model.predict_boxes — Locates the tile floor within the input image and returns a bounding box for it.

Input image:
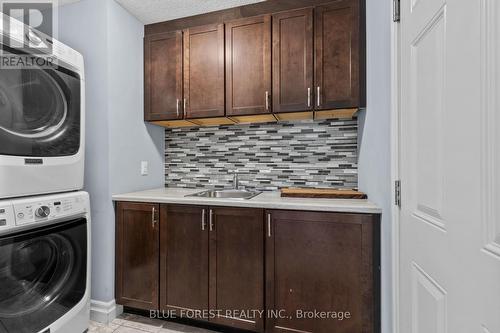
[89,313,218,333]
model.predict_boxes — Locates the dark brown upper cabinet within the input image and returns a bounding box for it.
[143,0,366,126]
[160,205,209,317]
[225,15,272,116]
[272,8,314,113]
[209,207,265,332]
[115,202,159,310]
[183,24,225,119]
[144,31,183,121]
[314,0,364,110]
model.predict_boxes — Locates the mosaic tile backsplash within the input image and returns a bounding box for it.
[164,119,358,191]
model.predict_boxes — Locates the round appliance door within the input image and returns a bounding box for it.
[0,218,87,333]
[0,53,81,157]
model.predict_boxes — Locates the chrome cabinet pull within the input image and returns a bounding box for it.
[183,98,187,113]
[151,207,157,228]
[317,86,321,107]
[265,91,270,111]
[307,87,311,107]
[201,209,206,231]
[209,209,214,231]
[176,98,180,118]
[267,213,271,238]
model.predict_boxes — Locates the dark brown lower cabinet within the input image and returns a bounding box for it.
[265,210,380,333]
[115,202,159,310]
[115,202,379,333]
[160,205,209,317]
[209,207,265,332]
[159,205,265,332]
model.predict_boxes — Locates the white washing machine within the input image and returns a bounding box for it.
[0,14,85,199]
[0,191,91,333]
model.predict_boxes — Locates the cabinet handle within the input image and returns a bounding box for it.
[209,209,214,231]
[265,91,270,111]
[183,98,187,113]
[307,87,311,108]
[201,209,206,231]
[317,86,321,107]
[267,213,271,238]
[176,99,180,118]
[151,207,157,228]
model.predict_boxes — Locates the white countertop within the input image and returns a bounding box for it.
[112,188,381,214]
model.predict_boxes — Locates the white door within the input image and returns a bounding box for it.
[399,0,500,332]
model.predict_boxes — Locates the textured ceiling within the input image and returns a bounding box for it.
[59,0,82,6]
[114,0,265,25]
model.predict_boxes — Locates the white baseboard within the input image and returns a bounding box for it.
[90,299,123,324]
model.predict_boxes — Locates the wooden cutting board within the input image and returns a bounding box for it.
[281,188,368,199]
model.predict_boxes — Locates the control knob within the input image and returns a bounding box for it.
[35,206,51,218]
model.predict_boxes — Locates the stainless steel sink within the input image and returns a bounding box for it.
[186,189,262,200]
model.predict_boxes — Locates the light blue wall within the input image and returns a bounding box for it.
[57,0,164,303]
[358,0,393,332]
[107,0,165,196]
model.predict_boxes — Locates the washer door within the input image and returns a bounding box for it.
[0,218,87,333]
[0,51,81,157]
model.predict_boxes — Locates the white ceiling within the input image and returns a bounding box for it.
[114,0,265,25]
[59,0,82,6]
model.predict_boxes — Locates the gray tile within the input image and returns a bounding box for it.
[165,119,359,190]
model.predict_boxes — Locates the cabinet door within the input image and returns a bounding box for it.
[226,15,272,116]
[208,207,265,332]
[314,0,363,110]
[265,210,379,333]
[184,24,225,119]
[116,202,159,310]
[160,205,209,319]
[144,31,183,121]
[272,8,314,113]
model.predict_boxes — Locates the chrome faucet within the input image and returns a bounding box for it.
[233,172,240,189]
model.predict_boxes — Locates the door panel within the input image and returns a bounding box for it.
[0,219,87,333]
[272,8,313,113]
[314,0,362,109]
[266,210,379,333]
[0,63,81,157]
[160,205,208,319]
[184,24,225,119]
[411,6,446,231]
[116,202,159,310]
[226,15,272,116]
[144,31,183,121]
[399,0,500,332]
[208,207,264,332]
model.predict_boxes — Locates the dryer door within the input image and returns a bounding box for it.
[0,218,87,333]
[0,51,81,157]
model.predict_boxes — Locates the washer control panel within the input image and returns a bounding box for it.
[14,194,87,226]
[0,192,89,233]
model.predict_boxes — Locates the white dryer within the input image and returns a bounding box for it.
[0,191,91,333]
[0,14,85,199]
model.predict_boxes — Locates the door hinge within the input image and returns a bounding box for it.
[395,180,401,208]
[393,0,400,22]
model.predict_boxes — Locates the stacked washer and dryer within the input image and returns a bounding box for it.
[0,14,90,333]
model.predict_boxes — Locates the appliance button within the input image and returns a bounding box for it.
[0,209,5,214]
[0,219,6,226]
[35,206,51,218]
[17,212,24,219]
